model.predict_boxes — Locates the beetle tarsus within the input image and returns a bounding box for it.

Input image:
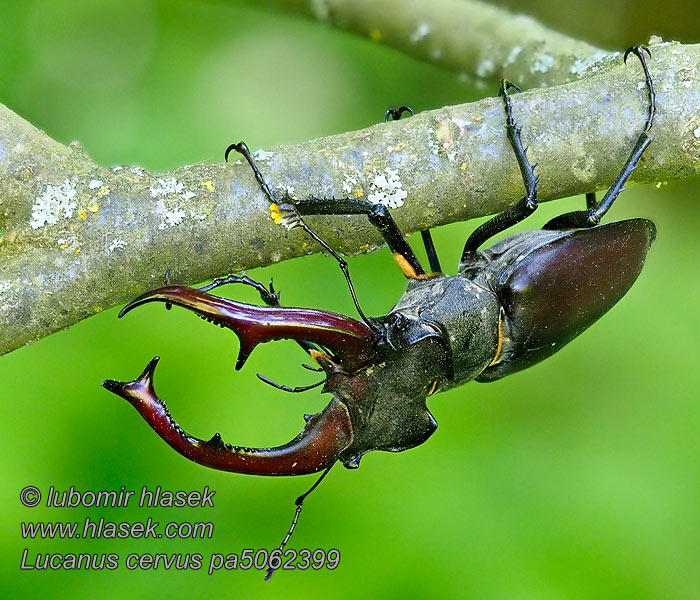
[197,274,280,305]
[461,78,539,261]
[385,105,414,122]
[543,46,655,230]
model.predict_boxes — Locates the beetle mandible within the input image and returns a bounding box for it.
[103,46,656,574]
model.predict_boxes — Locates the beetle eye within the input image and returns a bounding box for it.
[392,313,408,330]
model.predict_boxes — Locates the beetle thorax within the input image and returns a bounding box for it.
[383,275,501,387]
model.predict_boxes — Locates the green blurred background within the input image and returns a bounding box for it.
[1,1,699,598]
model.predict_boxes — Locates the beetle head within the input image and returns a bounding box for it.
[103,286,449,476]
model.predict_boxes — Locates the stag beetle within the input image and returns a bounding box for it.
[103,47,656,575]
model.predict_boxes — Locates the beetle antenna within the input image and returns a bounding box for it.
[256,373,325,393]
[265,464,334,581]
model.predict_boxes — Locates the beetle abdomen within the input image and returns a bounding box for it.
[476,218,655,382]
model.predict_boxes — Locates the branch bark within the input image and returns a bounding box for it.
[1,37,699,356]
[258,0,609,89]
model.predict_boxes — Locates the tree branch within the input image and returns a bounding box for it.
[258,0,609,88]
[2,39,699,356]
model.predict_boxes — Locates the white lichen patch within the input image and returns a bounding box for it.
[570,51,617,76]
[504,46,523,67]
[107,238,127,253]
[693,126,700,138]
[367,168,407,209]
[30,179,78,229]
[475,58,495,78]
[341,173,357,194]
[112,166,123,171]
[531,53,554,73]
[149,177,197,205]
[154,200,186,230]
[253,149,274,161]
[88,179,103,189]
[150,177,184,197]
[410,21,431,43]
[188,210,208,221]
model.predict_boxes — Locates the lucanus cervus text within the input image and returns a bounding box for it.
[103,46,656,576]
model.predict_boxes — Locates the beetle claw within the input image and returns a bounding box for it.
[118,285,377,371]
[102,357,355,476]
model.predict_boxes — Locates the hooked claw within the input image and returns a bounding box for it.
[624,44,651,64]
[102,357,354,476]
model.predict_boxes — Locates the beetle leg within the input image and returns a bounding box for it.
[102,357,353,476]
[118,285,377,372]
[197,274,279,303]
[586,191,597,210]
[384,106,443,275]
[461,78,539,262]
[226,141,380,328]
[421,229,442,274]
[230,139,435,284]
[544,46,655,229]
